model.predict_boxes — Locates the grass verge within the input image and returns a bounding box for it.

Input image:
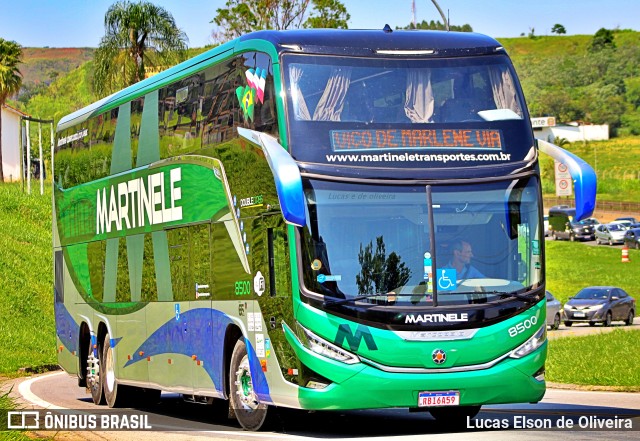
[545,240,640,305]
[0,386,37,440]
[0,183,56,375]
[546,330,640,391]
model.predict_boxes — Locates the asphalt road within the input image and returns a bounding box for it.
[5,370,639,441]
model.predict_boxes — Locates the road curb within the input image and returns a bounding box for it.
[547,381,640,393]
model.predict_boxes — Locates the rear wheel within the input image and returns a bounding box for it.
[564,321,573,327]
[87,338,105,405]
[625,310,635,326]
[429,405,481,424]
[551,313,561,330]
[102,333,138,408]
[229,338,269,431]
[604,312,612,327]
[589,321,596,327]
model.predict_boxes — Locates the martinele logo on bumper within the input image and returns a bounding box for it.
[96,168,183,234]
[405,313,469,324]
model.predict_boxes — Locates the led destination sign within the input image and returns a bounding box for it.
[330,129,503,152]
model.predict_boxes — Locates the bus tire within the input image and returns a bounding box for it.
[87,338,105,405]
[429,405,481,424]
[229,338,269,431]
[102,332,134,408]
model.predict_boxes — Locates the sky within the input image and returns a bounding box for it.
[0,0,638,48]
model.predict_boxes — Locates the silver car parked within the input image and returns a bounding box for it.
[595,223,626,245]
[546,291,562,330]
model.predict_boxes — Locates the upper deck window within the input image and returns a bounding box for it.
[285,54,524,124]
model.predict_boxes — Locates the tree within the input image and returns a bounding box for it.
[211,0,350,42]
[399,19,472,32]
[304,0,350,29]
[93,1,188,97]
[0,38,23,182]
[589,28,616,52]
[551,24,566,35]
[356,236,411,295]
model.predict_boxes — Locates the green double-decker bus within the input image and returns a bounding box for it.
[54,28,596,430]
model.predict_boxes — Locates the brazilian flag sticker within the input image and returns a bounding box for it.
[236,85,256,121]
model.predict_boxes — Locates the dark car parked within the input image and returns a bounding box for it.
[616,216,638,224]
[548,206,596,241]
[564,286,636,327]
[624,228,640,250]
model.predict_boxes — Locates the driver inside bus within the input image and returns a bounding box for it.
[444,239,485,279]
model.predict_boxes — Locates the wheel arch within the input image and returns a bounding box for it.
[223,323,244,400]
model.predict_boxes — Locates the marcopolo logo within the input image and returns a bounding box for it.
[96,168,183,235]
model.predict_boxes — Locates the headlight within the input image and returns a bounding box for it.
[510,325,546,359]
[588,304,604,311]
[296,322,361,364]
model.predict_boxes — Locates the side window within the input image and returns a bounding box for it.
[617,289,627,299]
[235,52,279,137]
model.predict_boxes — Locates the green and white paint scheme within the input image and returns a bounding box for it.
[54,29,566,431]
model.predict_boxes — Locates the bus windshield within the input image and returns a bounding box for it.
[300,176,543,306]
[286,54,524,124]
[283,53,532,166]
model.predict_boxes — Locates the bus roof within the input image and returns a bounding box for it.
[57,29,504,132]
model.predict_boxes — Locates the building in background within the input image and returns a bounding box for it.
[531,116,609,143]
[1,104,28,182]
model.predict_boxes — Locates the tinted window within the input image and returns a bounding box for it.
[575,288,610,299]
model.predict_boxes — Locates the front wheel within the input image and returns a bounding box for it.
[230,338,269,431]
[564,321,573,327]
[604,311,612,327]
[429,405,481,424]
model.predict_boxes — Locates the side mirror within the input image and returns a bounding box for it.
[611,296,619,301]
[537,139,596,221]
[237,128,306,227]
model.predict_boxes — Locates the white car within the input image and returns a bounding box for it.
[595,223,627,245]
[546,291,562,330]
[543,215,549,237]
[610,220,632,230]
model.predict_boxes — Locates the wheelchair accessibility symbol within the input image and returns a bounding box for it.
[437,269,457,291]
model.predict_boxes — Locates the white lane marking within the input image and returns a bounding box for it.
[18,371,68,410]
[16,372,306,438]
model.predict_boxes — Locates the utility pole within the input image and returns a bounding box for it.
[412,0,416,28]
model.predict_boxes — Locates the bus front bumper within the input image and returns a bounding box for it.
[284,324,547,411]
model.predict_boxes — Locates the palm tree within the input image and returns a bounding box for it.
[93,0,188,97]
[0,38,23,182]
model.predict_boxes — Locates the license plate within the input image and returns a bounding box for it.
[418,391,460,407]
[573,312,585,317]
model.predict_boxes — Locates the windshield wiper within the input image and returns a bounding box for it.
[323,293,402,307]
[453,290,535,302]
[490,291,535,302]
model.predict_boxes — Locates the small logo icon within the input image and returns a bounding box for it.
[437,269,456,291]
[432,349,446,365]
[254,271,265,296]
[7,411,40,429]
